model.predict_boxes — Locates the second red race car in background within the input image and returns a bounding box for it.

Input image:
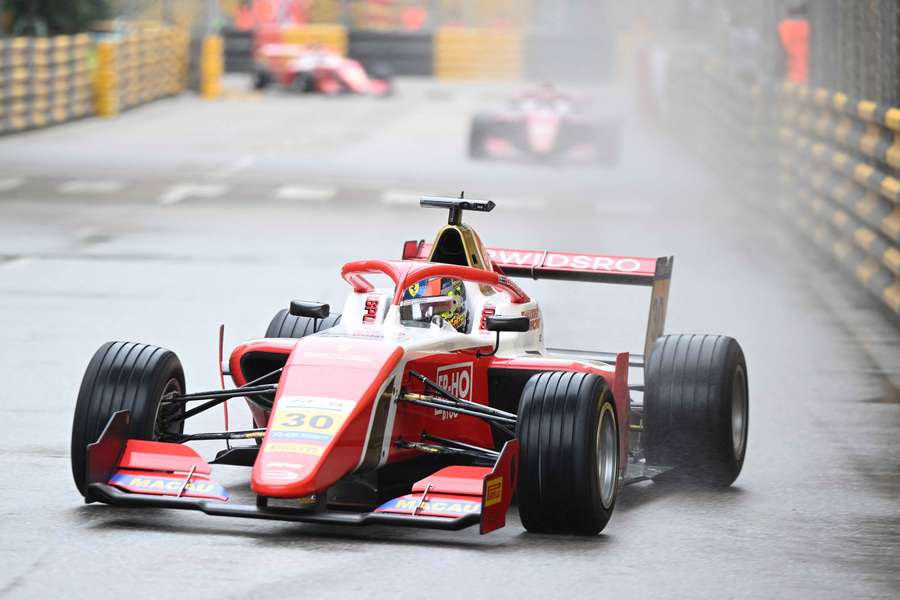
[469,84,621,165]
[253,43,393,97]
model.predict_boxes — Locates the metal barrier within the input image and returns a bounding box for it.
[223,27,254,73]
[779,85,900,316]
[0,34,92,134]
[348,30,433,76]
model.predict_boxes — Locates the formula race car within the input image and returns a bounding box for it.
[469,85,621,165]
[71,196,748,536]
[253,43,392,97]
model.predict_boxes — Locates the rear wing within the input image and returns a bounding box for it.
[402,240,673,358]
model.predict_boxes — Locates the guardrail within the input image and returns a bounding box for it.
[94,26,189,116]
[0,34,93,134]
[665,49,899,320]
[779,85,900,316]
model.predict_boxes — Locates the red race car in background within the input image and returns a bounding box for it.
[253,43,392,96]
[469,85,622,165]
[71,197,748,536]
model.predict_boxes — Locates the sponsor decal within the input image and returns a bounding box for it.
[266,396,355,454]
[436,362,473,401]
[264,442,325,456]
[484,477,503,507]
[378,497,481,516]
[363,295,380,323]
[522,307,540,331]
[109,472,228,500]
[434,362,473,420]
[486,248,649,274]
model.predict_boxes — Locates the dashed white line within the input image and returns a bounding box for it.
[59,180,126,194]
[380,190,421,205]
[0,177,25,191]
[274,185,336,201]
[158,183,228,205]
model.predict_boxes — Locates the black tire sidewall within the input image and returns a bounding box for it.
[70,342,185,495]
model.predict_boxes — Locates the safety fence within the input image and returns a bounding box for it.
[664,48,900,320]
[779,85,900,316]
[0,35,92,134]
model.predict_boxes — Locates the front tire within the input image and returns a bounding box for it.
[265,309,342,338]
[644,334,748,486]
[516,371,619,535]
[70,342,186,496]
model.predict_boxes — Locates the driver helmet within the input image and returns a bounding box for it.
[402,277,468,332]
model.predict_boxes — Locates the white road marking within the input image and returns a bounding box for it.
[58,180,126,194]
[274,185,336,201]
[0,177,25,191]
[207,154,256,180]
[158,183,228,205]
[380,190,421,205]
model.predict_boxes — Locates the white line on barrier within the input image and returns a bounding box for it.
[380,190,421,205]
[274,185,336,201]
[0,177,25,192]
[159,183,228,205]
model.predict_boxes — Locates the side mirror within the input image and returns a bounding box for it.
[485,315,530,333]
[290,300,330,319]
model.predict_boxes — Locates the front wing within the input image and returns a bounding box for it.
[84,411,518,534]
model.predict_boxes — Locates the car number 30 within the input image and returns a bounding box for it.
[279,412,335,430]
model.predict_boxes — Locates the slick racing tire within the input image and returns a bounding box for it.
[253,68,272,90]
[265,309,342,338]
[71,342,186,496]
[644,334,749,487]
[517,371,619,535]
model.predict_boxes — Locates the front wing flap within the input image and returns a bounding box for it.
[83,411,518,534]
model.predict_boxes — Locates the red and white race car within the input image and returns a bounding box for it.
[469,85,621,165]
[71,197,748,535]
[253,43,392,96]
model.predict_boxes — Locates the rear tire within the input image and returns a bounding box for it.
[265,309,342,338]
[644,334,748,487]
[253,68,272,90]
[70,342,186,496]
[516,371,619,535]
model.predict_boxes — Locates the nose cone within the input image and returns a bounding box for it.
[526,113,560,154]
[252,337,404,498]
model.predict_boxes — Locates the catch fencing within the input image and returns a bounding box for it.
[0,35,93,134]
[664,46,900,320]
[778,85,900,315]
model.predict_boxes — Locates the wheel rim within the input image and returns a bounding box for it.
[154,378,184,438]
[731,365,747,460]
[597,402,618,509]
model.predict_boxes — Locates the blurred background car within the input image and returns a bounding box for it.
[468,84,622,164]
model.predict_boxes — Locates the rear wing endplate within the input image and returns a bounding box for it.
[402,241,673,357]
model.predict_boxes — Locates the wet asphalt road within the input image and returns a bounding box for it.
[0,79,898,599]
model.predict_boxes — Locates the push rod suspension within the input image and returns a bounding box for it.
[406,370,518,420]
[167,428,266,443]
[398,394,517,425]
[161,368,283,425]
